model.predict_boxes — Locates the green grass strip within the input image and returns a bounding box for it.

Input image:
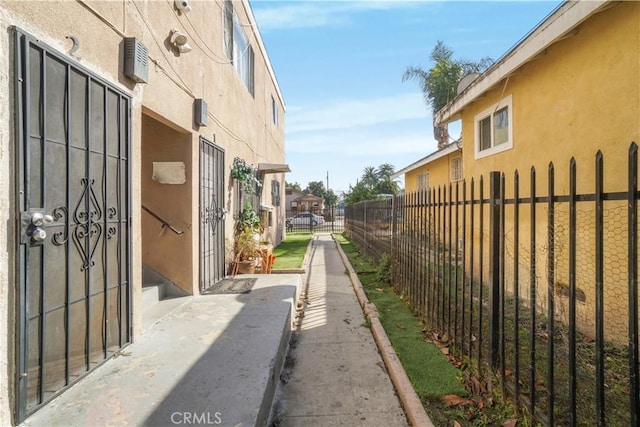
[334,233,467,401]
[272,234,312,269]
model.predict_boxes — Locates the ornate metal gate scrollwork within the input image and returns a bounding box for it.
[72,178,102,271]
[14,28,132,422]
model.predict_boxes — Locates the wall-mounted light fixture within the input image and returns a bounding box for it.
[174,0,192,13]
[170,29,192,54]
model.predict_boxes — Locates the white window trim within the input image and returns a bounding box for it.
[223,1,254,96]
[474,94,513,160]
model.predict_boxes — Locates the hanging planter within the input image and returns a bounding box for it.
[231,157,261,195]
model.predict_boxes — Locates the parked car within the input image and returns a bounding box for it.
[287,212,325,227]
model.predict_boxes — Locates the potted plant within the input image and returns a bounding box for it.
[233,201,263,274]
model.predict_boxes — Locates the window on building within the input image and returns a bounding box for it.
[450,156,462,182]
[417,172,429,191]
[271,96,278,126]
[271,180,280,206]
[474,94,513,159]
[223,0,254,96]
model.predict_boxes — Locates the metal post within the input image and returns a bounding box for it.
[628,143,639,426]
[488,171,501,369]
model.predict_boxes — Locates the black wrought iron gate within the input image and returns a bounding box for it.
[199,137,226,291]
[14,29,132,422]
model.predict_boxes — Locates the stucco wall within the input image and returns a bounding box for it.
[460,1,639,193]
[0,0,286,422]
[456,1,640,344]
[404,150,462,194]
[0,5,14,424]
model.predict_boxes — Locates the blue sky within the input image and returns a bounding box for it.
[251,0,561,195]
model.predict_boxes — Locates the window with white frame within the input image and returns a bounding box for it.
[474,94,513,159]
[223,0,255,96]
[450,156,462,181]
[417,172,429,191]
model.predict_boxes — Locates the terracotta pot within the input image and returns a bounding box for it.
[235,260,256,274]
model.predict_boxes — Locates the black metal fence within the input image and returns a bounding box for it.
[345,143,640,426]
[285,207,344,234]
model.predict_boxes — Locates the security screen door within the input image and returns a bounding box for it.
[14,28,131,421]
[199,137,226,291]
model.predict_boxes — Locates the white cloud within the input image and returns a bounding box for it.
[286,92,429,133]
[287,126,437,157]
[252,1,427,31]
[285,127,439,192]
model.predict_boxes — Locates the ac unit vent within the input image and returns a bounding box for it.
[123,38,148,83]
[194,98,208,126]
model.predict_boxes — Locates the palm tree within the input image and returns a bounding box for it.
[403,41,492,148]
[376,163,395,181]
[362,166,378,188]
[375,163,400,195]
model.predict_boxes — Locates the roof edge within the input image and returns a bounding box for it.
[242,0,286,112]
[435,0,610,125]
[392,143,460,178]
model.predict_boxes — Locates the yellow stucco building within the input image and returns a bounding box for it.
[397,0,640,345]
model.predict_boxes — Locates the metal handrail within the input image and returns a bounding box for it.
[142,205,184,235]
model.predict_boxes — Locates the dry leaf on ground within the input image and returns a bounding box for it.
[442,394,474,407]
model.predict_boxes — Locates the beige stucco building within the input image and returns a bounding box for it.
[0,0,286,423]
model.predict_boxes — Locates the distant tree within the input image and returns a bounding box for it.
[375,163,400,195]
[302,181,335,206]
[376,177,400,195]
[403,40,492,147]
[304,181,326,198]
[324,189,338,207]
[343,181,378,205]
[376,163,395,180]
[361,166,378,188]
[286,181,302,191]
[344,164,401,205]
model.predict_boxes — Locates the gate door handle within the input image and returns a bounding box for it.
[30,227,47,242]
[30,212,54,227]
[21,211,55,245]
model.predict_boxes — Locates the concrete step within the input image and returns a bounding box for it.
[142,266,189,330]
[142,283,166,309]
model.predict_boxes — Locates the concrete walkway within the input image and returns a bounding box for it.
[270,234,408,426]
[21,274,300,427]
